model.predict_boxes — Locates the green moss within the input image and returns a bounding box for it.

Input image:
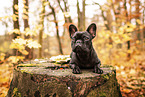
[19,69,31,74]
[12,88,21,97]
[87,74,121,97]
[99,92,107,97]
[103,75,109,80]
[18,64,41,67]
[101,65,113,68]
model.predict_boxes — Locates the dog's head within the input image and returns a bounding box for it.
[69,23,97,53]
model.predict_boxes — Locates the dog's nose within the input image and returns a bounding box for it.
[76,40,82,43]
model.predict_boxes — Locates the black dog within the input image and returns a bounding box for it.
[69,23,103,74]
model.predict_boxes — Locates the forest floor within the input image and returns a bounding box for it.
[0,52,145,97]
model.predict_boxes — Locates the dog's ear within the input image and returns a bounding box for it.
[86,23,97,39]
[69,24,78,38]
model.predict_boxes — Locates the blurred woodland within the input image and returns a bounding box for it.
[0,0,145,96]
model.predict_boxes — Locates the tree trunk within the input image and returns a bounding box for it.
[77,0,80,29]
[13,0,20,55]
[94,2,113,45]
[94,2,110,31]
[77,0,86,31]
[7,60,122,97]
[48,0,63,55]
[143,2,145,39]
[111,0,121,31]
[143,5,145,50]
[124,0,131,58]
[82,0,85,30]
[135,0,141,41]
[56,0,72,36]
[23,0,33,59]
[57,0,72,24]
[38,0,46,58]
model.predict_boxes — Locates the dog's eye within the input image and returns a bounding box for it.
[84,37,89,40]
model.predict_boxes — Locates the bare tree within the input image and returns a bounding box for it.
[38,0,46,58]
[56,0,72,24]
[77,0,86,31]
[47,0,63,55]
[56,0,72,36]
[93,2,113,44]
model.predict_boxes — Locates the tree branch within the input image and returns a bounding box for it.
[93,2,110,30]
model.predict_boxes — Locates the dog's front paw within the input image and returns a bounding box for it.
[70,64,82,74]
[94,66,103,74]
[73,65,82,74]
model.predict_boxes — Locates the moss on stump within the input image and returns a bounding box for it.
[7,62,122,97]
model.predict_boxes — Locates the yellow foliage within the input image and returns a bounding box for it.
[104,21,108,24]
[19,49,29,55]
[23,8,27,14]
[126,27,134,32]
[12,14,18,21]
[129,69,136,75]
[111,22,116,26]
[43,33,47,38]
[10,42,25,50]
[106,44,112,48]
[12,38,27,45]
[10,37,41,55]
[136,40,140,44]
[122,34,131,41]
[24,28,37,36]
[26,39,41,48]
[24,5,28,9]
[14,4,19,10]
[39,7,44,12]
[139,25,144,29]
[8,29,20,35]
[44,1,49,6]
[136,19,141,25]
[63,12,71,17]
[22,15,28,19]
[0,53,5,61]
[8,56,25,64]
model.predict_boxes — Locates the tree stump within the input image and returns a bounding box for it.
[7,60,122,97]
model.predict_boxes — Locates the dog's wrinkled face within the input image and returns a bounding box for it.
[71,31,92,53]
[69,23,97,54]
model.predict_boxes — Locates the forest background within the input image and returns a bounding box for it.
[0,0,145,96]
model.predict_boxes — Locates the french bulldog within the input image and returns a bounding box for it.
[69,23,103,74]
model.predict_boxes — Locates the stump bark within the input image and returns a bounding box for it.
[7,61,122,97]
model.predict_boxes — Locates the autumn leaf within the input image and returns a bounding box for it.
[63,12,70,17]
[7,56,25,63]
[12,14,18,21]
[14,4,19,10]
[126,28,134,32]
[8,29,20,35]
[136,19,141,25]
[12,38,26,45]
[122,89,132,93]
[22,15,28,19]
[129,69,136,75]
[44,1,49,6]
[23,8,27,13]
[19,49,29,55]
[10,42,25,50]
[25,28,37,36]
[0,53,5,61]
[26,39,41,48]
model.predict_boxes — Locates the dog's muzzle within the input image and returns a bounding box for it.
[76,40,82,46]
